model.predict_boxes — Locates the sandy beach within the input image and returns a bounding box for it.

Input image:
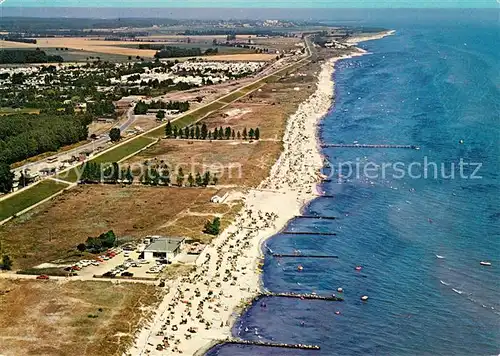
[127,32,394,356]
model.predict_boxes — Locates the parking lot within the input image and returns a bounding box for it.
[72,247,191,280]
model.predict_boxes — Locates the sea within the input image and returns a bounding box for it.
[206,10,500,356]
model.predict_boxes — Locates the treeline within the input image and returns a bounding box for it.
[1,37,37,44]
[165,122,260,141]
[154,46,218,59]
[0,113,90,165]
[134,100,190,115]
[0,49,63,64]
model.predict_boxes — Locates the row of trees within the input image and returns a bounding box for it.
[165,122,260,141]
[141,167,218,187]
[78,162,218,187]
[134,100,190,115]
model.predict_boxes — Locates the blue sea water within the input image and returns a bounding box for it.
[207,13,499,356]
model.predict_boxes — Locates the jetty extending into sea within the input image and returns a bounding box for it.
[223,338,320,350]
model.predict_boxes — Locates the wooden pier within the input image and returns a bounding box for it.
[262,292,344,302]
[321,143,419,149]
[295,215,336,220]
[224,338,320,350]
[272,253,338,259]
[282,231,337,236]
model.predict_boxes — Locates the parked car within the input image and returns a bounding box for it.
[121,271,134,277]
[36,274,49,280]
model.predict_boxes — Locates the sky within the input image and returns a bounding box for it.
[1,0,497,8]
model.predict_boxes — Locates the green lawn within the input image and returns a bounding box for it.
[0,180,69,221]
[92,136,155,163]
[218,90,245,103]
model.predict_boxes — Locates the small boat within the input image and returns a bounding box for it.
[297,265,304,271]
[436,255,445,259]
[337,287,343,293]
[361,295,369,301]
[355,266,362,271]
[480,261,492,266]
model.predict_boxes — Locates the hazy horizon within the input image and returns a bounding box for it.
[0,7,497,23]
[1,0,497,8]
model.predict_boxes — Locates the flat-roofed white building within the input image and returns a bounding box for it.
[142,236,185,261]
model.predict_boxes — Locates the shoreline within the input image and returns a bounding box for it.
[127,31,394,356]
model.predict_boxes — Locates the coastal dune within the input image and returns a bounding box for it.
[128,32,394,356]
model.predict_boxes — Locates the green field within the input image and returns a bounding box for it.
[57,136,155,183]
[218,90,245,103]
[93,136,155,163]
[0,180,69,222]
